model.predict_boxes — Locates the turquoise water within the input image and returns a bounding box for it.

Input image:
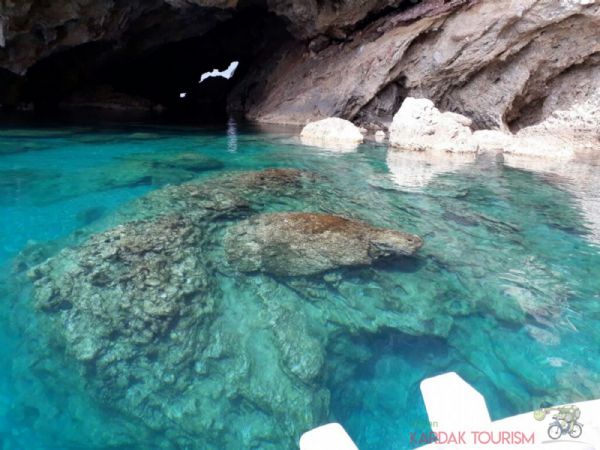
[0,122,599,449]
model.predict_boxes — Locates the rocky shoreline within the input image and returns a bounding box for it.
[0,0,598,160]
[300,93,599,159]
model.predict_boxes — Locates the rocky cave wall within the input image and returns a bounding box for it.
[0,0,599,130]
[231,0,600,131]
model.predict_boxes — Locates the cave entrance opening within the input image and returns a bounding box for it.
[14,7,290,124]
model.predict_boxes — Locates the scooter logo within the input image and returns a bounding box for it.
[533,405,583,440]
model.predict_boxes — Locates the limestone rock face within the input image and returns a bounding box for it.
[505,62,600,157]
[232,0,600,134]
[473,109,600,159]
[300,117,364,150]
[224,212,423,276]
[0,0,412,75]
[472,130,514,154]
[389,97,478,153]
[265,0,413,39]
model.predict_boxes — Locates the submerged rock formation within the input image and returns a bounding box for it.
[21,169,330,450]
[9,167,433,449]
[11,162,594,448]
[30,214,212,364]
[28,214,329,449]
[225,212,423,276]
[0,150,224,206]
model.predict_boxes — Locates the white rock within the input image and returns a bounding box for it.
[389,98,478,153]
[505,133,576,159]
[391,97,594,159]
[475,125,579,159]
[473,129,513,153]
[300,117,364,151]
[374,130,386,142]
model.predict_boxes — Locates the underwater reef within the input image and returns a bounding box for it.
[4,161,598,449]
[13,168,422,449]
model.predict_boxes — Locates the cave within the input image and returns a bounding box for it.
[4,4,291,123]
[1,2,600,450]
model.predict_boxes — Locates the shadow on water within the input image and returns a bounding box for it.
[76,206,108,226]
[372,255,425,273]
[325,330,450,449]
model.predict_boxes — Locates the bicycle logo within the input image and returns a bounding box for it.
[534,405,583,440]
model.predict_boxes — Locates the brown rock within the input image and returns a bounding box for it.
[224,212,423,276]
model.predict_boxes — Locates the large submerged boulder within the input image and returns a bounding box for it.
[29,214,212,363]
[24,170,331,450]
[224,212,422,276]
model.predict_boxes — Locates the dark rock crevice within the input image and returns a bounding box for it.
[353,80,407,130]
[507,51,600,132]
[1,4,291,121]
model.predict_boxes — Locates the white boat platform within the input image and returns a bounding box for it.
[300,372,600,449]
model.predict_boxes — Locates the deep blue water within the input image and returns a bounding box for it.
[0,121,599,449]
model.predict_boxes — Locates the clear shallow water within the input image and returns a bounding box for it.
[0,122,599,450]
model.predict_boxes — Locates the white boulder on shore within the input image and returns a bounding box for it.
[300,117,364,151]
[474,128,580,159]
[389,98,478,154]
[389,97,599,159]
[299,97,597,159]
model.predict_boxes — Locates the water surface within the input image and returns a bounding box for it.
[0,122,599,450]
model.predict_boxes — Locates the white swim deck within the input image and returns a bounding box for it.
[300,372,600,449]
